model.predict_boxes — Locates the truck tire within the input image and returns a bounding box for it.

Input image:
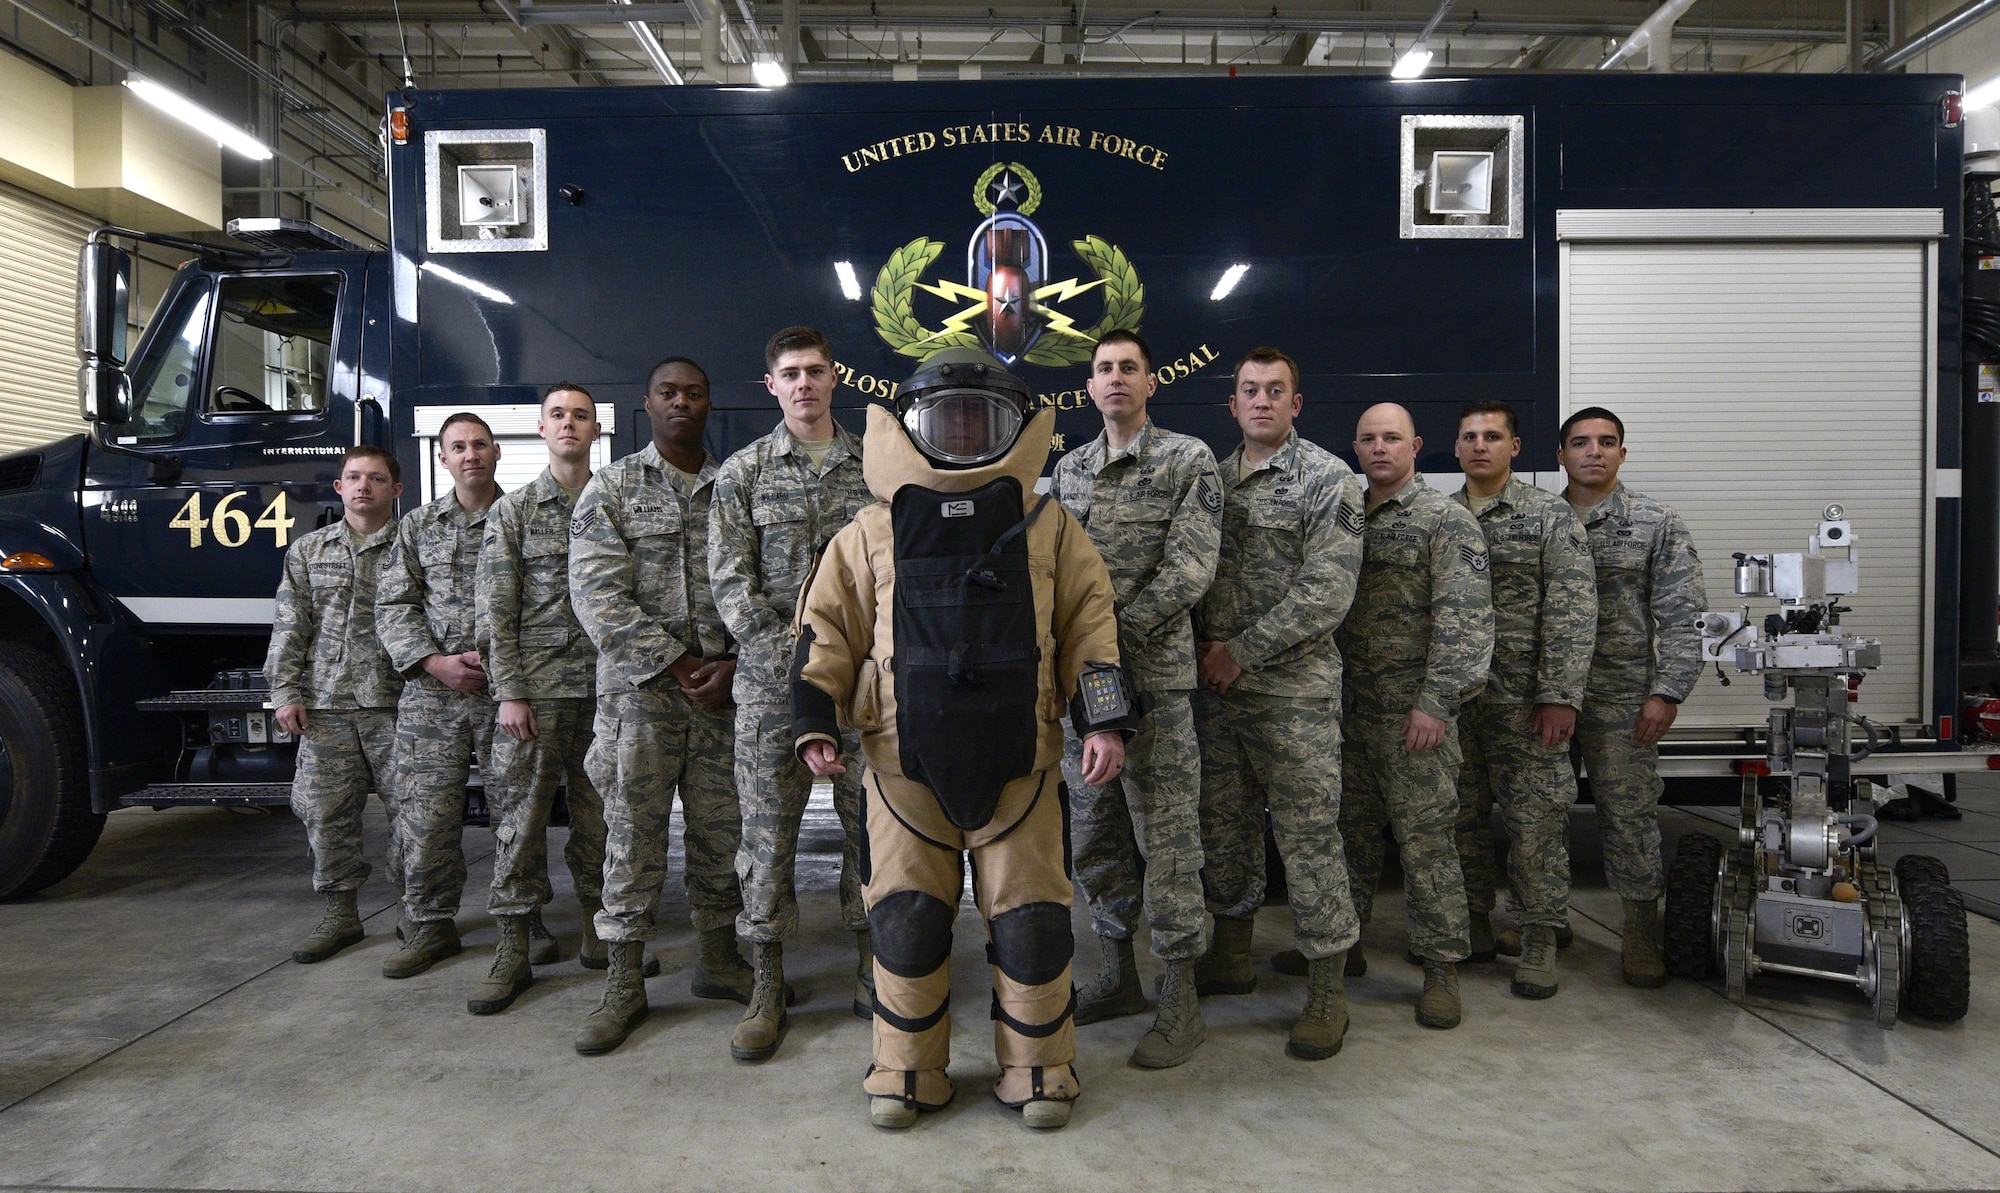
[1664,833,1724,980]
[1900,878,1970,1022]
[1894,853,1950,891]
[0,647,100,900]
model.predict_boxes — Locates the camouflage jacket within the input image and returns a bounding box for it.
[571,444,731,695]
[710,420,872,699]
[1454,476,1597,708]
[1567,482,1707,706]
[1052,419,1222,692]
[264,518,402,711]
[376,488,499,694]
[1194,431,1364,698]
[476,468,595,702]
[1339,474,1495,721]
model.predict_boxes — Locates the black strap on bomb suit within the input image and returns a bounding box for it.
[891,479,1049,831]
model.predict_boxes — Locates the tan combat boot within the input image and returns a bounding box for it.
[526,905,559,966]
[1495,920,1574,956]
[1075,935,1147,1024]
[1132,959,1207,1068]
[382,918,461,979]
[692,924,768,1003]
[467,914,532,1014]
[1416,959,1462,1029]
[853,928,877,1019]
[730,942,788,1061]
[293,889,364,964]
[1622,899,1669,988]
[1512,924,1560,999]
[1287,954,1350,1060]
[574,941,649,1055]
[576,898,660,976]
[1193,915,1257,996]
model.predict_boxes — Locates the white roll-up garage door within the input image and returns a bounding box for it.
[0,181,93,456]
[1563,239,1931,730]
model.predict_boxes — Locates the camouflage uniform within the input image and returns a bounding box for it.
[1337,474,1493,963]
[1568,482,1706,902]
[1053,419,1220,963]
[377,490,500,925]
[265,518,404,894]
[710,420,874,944]
[571,445,740,942]
[1452,477,1596,929]
[476,468,605,918]
[1193,432,1365,961]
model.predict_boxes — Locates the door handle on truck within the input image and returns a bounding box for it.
[354,394,382,446]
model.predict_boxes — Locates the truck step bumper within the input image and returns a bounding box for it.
[122,783,292,808]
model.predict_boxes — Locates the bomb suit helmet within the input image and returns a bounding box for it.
[893,348,1036,468]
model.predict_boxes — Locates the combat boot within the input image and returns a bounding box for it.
[853,928,877,1019]
[574,941,649,1055]
[1287,955,1350,1061]
[1075,935,1147,1025]
[1512,924,1560,999]
[730,942,788,1061]
[1495,920,1574,956]
[467,914,532,1014]
[1131,959,1206,1069]
[293,889,364,963]
[1621,898,1669,988]
[382,918,462,979]
[1193,915,1256,996]
[692,924,774,1003]
[1273,942,1365,978]
[1416,959,1462,1029]
[995,1064,1078,1130]
[577,899,659,976]
[527,906,559,966]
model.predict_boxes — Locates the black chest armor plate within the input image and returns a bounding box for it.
[890,478,1042,830]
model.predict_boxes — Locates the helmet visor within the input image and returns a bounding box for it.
[901,388,1025,465]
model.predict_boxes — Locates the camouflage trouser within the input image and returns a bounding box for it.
[733,698,867,944]
[486,696,605,917]
[1063,690,1210,963]
[1193,689,1359,961]
[1455,700,1577,928]
[1577,699,1664,901]
[1338,710,1470,963]
[590,685,741,943]
[395,682,496,924]
[291,708,402,894]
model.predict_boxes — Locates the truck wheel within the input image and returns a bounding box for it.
[1901,878,1971,1022]
[0,647,100,900]
[1664,834,1724,980]
[1894,853,1950,891]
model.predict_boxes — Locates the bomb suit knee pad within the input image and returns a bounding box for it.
[988,901,1073,988]
[869,888,955,1036]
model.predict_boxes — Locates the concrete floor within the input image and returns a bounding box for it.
[3,789,1999,1193]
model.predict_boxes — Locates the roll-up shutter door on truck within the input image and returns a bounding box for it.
[0,181,94,456]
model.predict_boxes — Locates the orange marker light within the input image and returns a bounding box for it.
[1,552,56,569]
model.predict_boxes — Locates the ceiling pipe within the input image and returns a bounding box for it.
[1599,0,1701,70]
[1870,0,2000,68]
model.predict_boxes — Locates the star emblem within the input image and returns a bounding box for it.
[995,291,1019,314]
[990,172,1023,206]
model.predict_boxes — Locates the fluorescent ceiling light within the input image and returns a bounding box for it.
[752,57,789,87]
[124,76,273,160]
[834,261,863,301]
[1391,45,1434,79]
[1968,75,2000,111]
[1210,264,1250,301]
[420,260,515,305]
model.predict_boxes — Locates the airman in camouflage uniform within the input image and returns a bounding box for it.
[1190,347,1366,1062]
[709,327,874,1061]
[267,445,406,964]
[1054,330,1220,1069]
[1450,401,1596,999]
[465,384,606,1015]
[1340,402,1493,1030]
[377,413,503,979]
[569,358,751,1056]
[1559,406,1706,987]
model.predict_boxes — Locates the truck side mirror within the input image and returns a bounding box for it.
[76,241,131,423]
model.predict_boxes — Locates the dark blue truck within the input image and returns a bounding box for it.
[0,72,1980,898]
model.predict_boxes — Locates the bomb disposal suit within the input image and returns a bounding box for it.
[791,351,1130,1122]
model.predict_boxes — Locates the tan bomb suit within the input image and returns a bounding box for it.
[792,406,1121,1110]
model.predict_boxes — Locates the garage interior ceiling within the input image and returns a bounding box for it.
[0,0,1966,241]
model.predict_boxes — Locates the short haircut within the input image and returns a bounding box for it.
[542,381,596,410]
[766,326,833,370]
[1093,328,1152,372]
[438,411,494,441]
[342,444,400,483]
[1459,399,1519,438]
[1234,346,1299,391]
[647,355,709,390]
[1560,406,1625,445]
